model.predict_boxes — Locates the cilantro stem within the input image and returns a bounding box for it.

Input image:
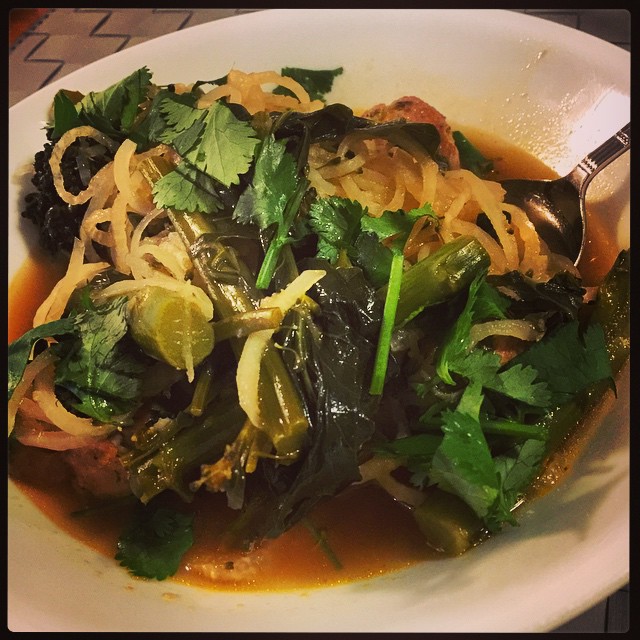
[255,178,308,290]
[303,517,343,570]
[481,419,548,440]
[369,251,404,395]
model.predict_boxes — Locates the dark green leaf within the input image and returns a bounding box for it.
[230,262,382,544]
[51,91,83,138]
[7,317,77,400]
[77,67,153,137]
[115,505,194,580]
[55,297,146,422]
[453,130,494,178]
[278,66,344,102]
[507,320,613,407]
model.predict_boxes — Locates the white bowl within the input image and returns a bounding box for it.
[8,9,630,632]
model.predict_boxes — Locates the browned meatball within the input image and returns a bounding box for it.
[62,440,131,499]
[362,96,460,169]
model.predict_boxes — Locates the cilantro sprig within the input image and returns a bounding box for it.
[379,270,614,532]
[234,134,308,289]
[116,505,194,580]
[146,92,259,214]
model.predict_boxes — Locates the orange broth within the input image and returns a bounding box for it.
[7,133,622,591]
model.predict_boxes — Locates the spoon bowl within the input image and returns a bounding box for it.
[500,123,630,264]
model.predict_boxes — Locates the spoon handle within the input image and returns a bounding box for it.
[568,123,630,195]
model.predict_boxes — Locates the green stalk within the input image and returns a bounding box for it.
[187,361,215,417]
[125,399,247,504]
[302,517,343,570]
[255,177,308,290]
[392,235,490,327]
[369,250,404,395]
[139,158,309,459]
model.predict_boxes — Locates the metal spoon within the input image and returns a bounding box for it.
[499,122,630,264]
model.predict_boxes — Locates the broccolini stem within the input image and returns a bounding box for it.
[392,235,491,327]
[138,158,309,459]
[125,398,247,504]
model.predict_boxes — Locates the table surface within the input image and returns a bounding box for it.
[8,7,630,633]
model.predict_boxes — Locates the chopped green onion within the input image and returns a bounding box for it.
[369,250,404,395]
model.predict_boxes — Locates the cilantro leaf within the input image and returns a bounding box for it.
[360,202,436,242]
[157,92,204,134]
[308,196,438,287]
[487,438,546,530]
[152,162,224,214]
[7,317,77,400]
[115,506,194,580]
[436,273,486,385]
[434,272,551,407]
[54,297,146,422]
[492,361,551,407]
[234,134,300,228]
[507,320,613,407]
[234,134,308,289]
[154,96,259,188]
[429,387,500,519]
[308,196,366,263]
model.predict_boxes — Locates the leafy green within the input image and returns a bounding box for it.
[428,384,499,519]
[115,505,194,580]
[436,273,507,385]
[151,162,224,214]
[272,103,441,166]
[508,320,613,407]
[308,197,437,392]
[52,67,153,138]
[378,401,547,530]
[233,134,308,288]
[309,196,364,264]
[155,95,259,188]
[378,267,614,533]
[486,270,585,322]
[308,196,437,286]
[51,91,82,139]
[228,262,382,544]
[488,438,546,529]
[54,297,147,422]
[278,66,344,102]
[452,130,493,178]
[7,317,76,400]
